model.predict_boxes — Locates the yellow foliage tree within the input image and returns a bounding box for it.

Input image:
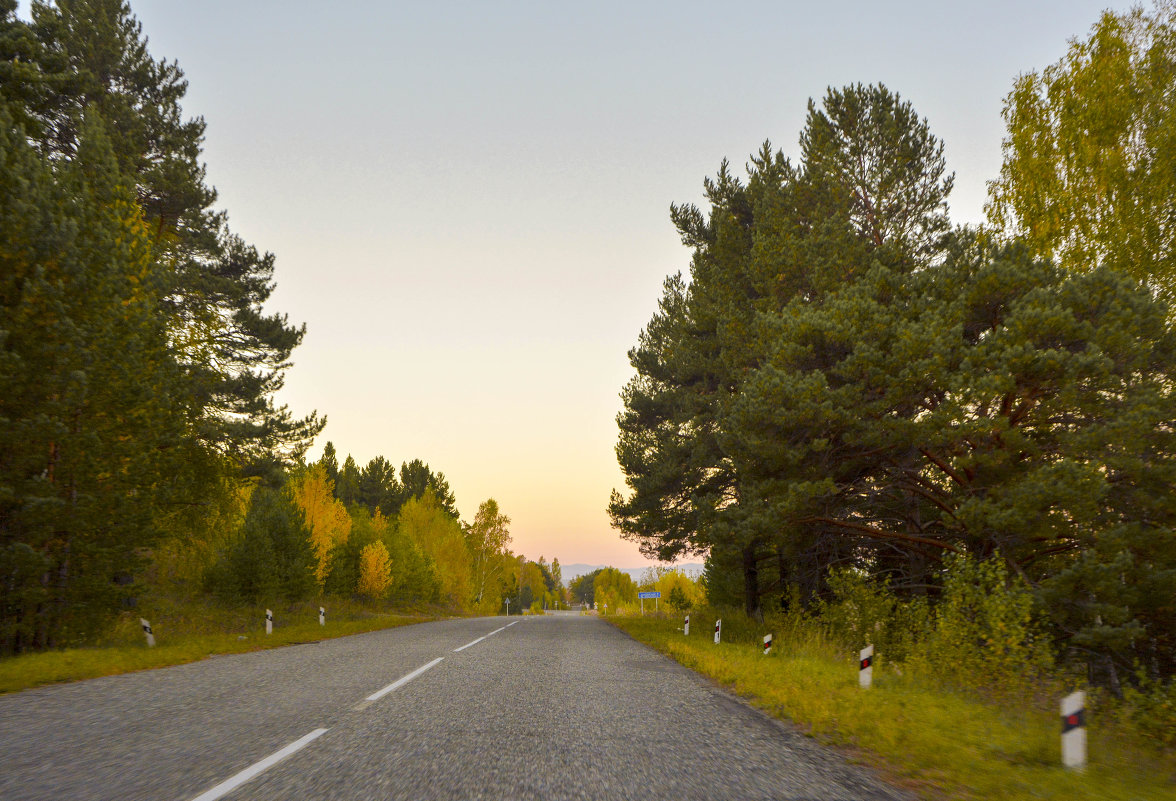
[986,4,1176,308]
[594,567,638,615]
[465,498,512,605]
[398,491,471,609]
[357,541,392,599]
[648,568,706,611]
[289,464,352,589]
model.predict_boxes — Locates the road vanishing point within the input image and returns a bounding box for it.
[0,613,912,800]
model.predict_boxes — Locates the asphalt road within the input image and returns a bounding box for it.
[0,614,912,800]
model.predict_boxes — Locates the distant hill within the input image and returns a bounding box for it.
[559,563,705,583]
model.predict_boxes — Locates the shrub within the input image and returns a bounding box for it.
[1119,672,1176,749]
[909,555,1054,698]
[815,568,897,656]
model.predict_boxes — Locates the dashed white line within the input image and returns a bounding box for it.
[189,728,328,801]
[192,624,522,799]
[364,657,445,702]
[453,635,486,652]
[455,622,517,652]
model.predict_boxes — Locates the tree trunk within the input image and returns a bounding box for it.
[742,543,762,622]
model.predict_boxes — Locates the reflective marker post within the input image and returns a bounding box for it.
[265,609,273,636]
[319,606,326,626]
[763,633,772,656]
[684,614,690,636]
[714,619,721,644]
[859,644,874,688]
[1062,691,1087,769]
[141,618,155,648]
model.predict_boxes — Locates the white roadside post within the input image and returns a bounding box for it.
[319,606,325,626]
[859,644,874,688]
[763,633,773,656]
[684,614,690,636]
[140,618,155,648]
[1061,691,1087,770]
[714,619,722,644]
[504,598,509,616]
[265,609,273,636]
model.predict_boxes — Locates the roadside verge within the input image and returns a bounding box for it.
[0,609,439,694]
[608,614,1175,801]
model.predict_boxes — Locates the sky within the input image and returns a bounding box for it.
[29,0,1130,567]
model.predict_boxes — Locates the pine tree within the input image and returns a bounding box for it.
[16,0,322,468]
[397,459,459,518]
[612,84,953,616]
[0,101,205,650]
[206,487,316,604]
[336,455,361,507]
[358,456,399,514]
[318,441,339,487]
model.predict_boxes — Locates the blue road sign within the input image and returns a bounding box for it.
[638,591,661,599]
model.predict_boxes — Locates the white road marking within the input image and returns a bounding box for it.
[189,728,328,801]
[364,657,444,702]
[453,635,486,652]
[455,621,518,652]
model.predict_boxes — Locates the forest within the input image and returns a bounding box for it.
[0,0,561,656]
[611,3,1176,694]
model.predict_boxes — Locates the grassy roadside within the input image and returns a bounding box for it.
[609,613,1176,801]
[0,597,453,694]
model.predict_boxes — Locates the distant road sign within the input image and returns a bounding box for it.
[638,591,661,599]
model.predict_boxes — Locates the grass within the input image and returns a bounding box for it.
[609,611,1176,801]
[0,595,451,694]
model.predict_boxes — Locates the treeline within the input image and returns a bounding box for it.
[0,1,552,656]
[0,0,325,654]
[570,566,704,615]
[187,441,556,616]
[611,5,1176,689]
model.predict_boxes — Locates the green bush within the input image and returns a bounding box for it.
[814,568,896,654]
[907,555,1054,698]
[1119,673,1176,749]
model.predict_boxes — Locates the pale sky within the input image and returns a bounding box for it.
[41,1,1127,566]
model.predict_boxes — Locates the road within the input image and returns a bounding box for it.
[0,613,911,800]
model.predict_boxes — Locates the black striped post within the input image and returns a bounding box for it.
[763,633,772,656]
[265,608,273,635]
[859,644,874,688]
[140,618,155,648]
[1062,691,1086,769]
[713,619,721,644]
[319,606,326,626]
[684,614,690,636]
